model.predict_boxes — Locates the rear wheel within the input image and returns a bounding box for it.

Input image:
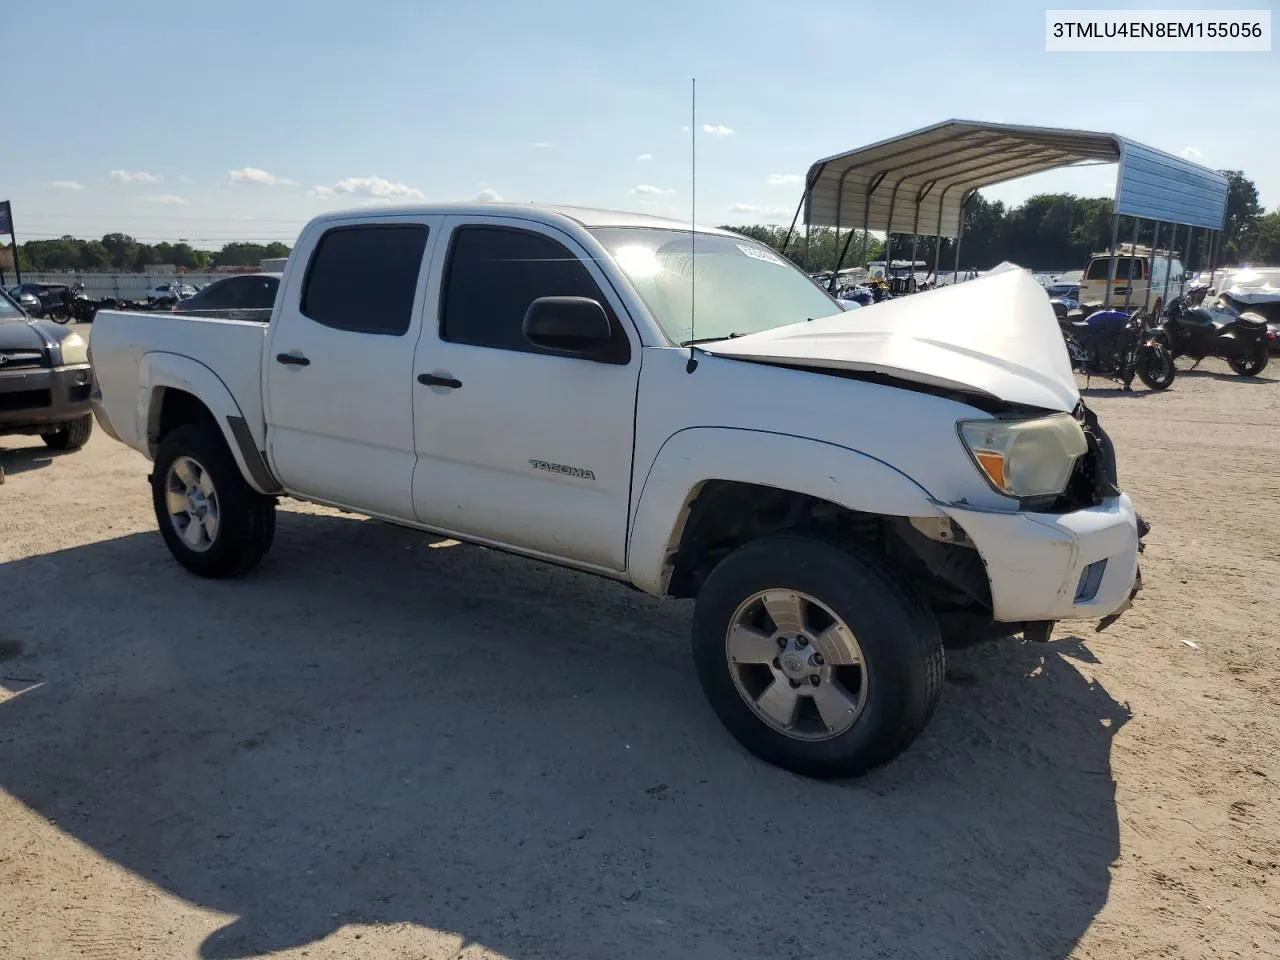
[691,535,944,779]
[1227,343,1269,377]
[151,424,275,578]
[1136,345,1176,391]
[42,414,94,450]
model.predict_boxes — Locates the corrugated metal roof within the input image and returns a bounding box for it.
[804,120,1228,238]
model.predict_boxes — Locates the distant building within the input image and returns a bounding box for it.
[260,257,288,272]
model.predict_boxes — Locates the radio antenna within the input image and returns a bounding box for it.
[686,77,698,373]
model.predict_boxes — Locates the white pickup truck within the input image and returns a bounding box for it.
[89,204,1144,779]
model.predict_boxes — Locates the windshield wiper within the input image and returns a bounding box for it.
[680,332,749,347]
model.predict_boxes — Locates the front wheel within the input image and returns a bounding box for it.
[42,413,94,449]
[691,535,944,779]
[1136,345,1176,391]
[151,424,276,578]
[1227,343,1269,377]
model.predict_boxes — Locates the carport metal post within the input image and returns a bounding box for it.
[1147,222,1160,313]
[859,171,885,273]
[1103,213,1120,307]
[1123,216,1139,312]
[780,166,824,259]
[907,181,933,292]
[931,185,949,280]
[826,170,848,293]
[1162,224,1178,310]
[883,180,903,281]
[831,224,860,285]
[953,189,974,280]
[1182,227,1194,294]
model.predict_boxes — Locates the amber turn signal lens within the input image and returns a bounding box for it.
[973,450,1007,492]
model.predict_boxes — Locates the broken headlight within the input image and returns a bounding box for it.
[958,413,1088,500]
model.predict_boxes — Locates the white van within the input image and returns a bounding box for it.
[1079,248,1186,314]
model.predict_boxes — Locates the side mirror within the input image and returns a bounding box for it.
[522,296,626,363]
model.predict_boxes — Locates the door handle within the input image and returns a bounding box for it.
[417,373,462,389]
[276,352,310,366]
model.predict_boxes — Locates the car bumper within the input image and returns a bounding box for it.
[941,494,1141,623]
[0,363,94,432]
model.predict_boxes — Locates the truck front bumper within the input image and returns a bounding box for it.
[0,363,94,434]
[941,494,1141,623]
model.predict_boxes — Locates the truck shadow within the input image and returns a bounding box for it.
[0,508,1128,960]
[1077,384,1161,400]
[0,441,67,476]
[1171,368,1278,384]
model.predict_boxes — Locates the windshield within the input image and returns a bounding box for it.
[589,227,841,344]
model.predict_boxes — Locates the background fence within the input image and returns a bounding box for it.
[13,272,258,300]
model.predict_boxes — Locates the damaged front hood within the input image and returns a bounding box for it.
[702,263,1080,413]
[1222,287,1280,306]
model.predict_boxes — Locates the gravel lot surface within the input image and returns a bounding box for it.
[2,347,1278,960]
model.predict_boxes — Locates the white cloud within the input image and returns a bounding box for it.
[309,176,425,201]
[702,124,734,136]
[532,142,551,149]
[51,180,85,191]
[728,202,788,219]
[146,194,189,205]
[636,153,653,161]
[473,188,503,202]
[632,184,675,195]
[229,166,295,186]
[1181,146,1204,161]
[178,174,194,184]
[768,173,803,186]
[108,169,160,184]
[680,125,690,132]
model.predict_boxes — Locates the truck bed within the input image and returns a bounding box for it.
[89,311,270,458]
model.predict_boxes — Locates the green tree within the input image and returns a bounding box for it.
[1249,210,1280,264]
[214,241,291,267]
[101,233,139,270]
[718,225,882,273]
[1220,170,1261,263]
[79,240,110,270]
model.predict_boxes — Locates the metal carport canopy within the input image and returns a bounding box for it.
[803,120,1229,240]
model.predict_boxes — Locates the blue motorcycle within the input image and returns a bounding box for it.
[1059,308,1175,391]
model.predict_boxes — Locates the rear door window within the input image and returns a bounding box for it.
[1086,257,1145,281]
[243,276,280,308]
[301,224,429,336]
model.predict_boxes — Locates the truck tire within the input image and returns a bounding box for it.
[151,423,275,578]
[42,413,94,450]
[692,535,944,779]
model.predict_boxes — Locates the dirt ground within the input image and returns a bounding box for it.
[2,348,1278,960]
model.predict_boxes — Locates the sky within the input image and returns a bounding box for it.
[4,0,1277,249]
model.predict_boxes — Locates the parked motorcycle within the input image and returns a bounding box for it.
[1059,307,1175,391]
[67,283,99,324]
[1048,295,1079,320]
[1154,296,1270,377]
[1185,282,1210,307]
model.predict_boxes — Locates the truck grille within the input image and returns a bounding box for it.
[0,349,47,370]
[0,389,53,412]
